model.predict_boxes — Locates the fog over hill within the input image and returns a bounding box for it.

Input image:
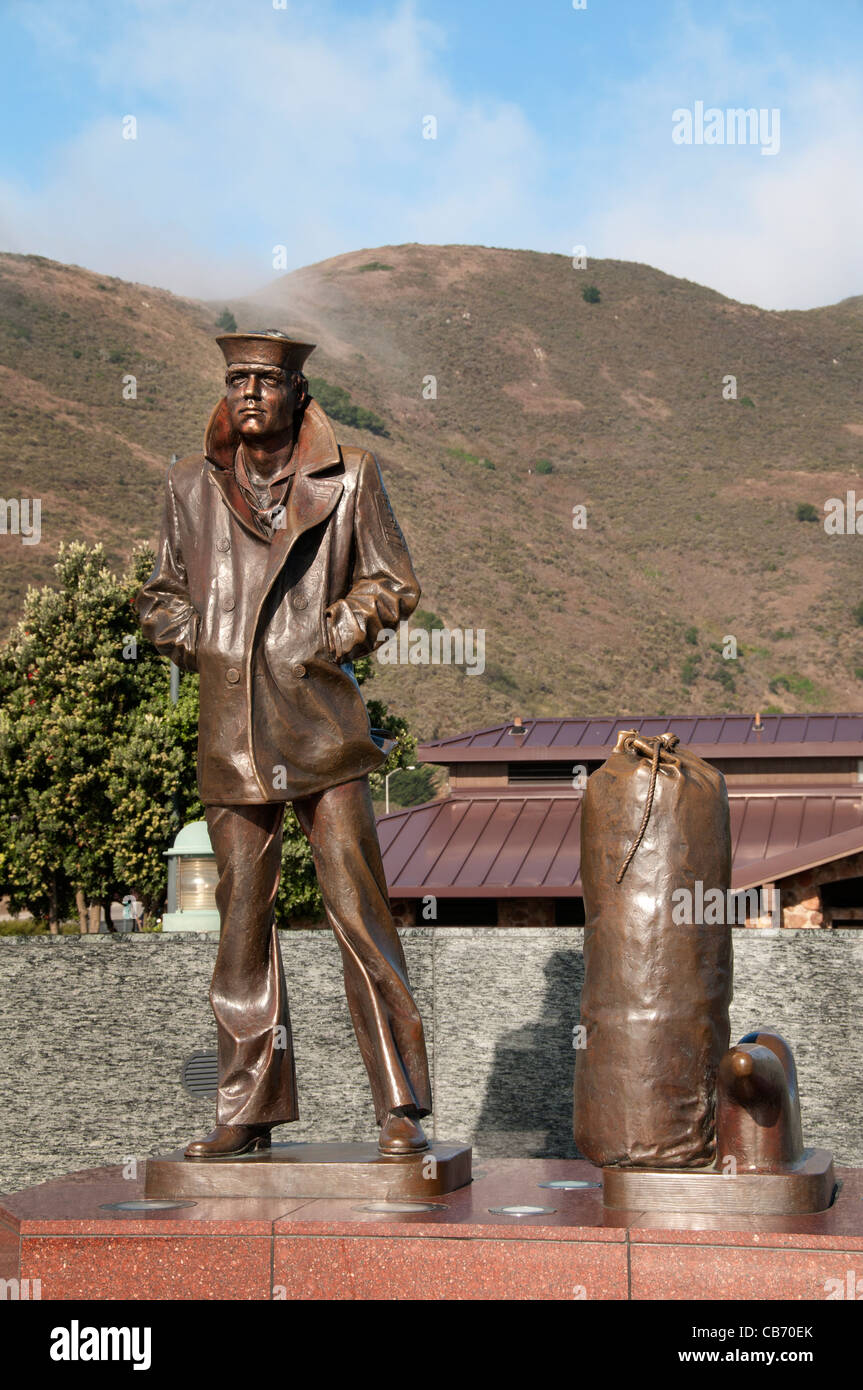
[1,244,862,737]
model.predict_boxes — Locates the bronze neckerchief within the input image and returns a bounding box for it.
[233,443,297,539]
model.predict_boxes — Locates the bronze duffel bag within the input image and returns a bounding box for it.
[573,730,733,1168]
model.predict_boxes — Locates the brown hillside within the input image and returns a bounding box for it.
[1,245,862,738]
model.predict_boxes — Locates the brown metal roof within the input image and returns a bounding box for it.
[379,786,863,899]
[418,714,863,763]
[730,789,863,889]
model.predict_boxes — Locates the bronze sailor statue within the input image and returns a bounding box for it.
[137,331,432,1159]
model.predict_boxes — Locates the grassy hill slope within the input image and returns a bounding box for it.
[1,244,862,737]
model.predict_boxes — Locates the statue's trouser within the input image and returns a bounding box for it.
[204,775,432,1128]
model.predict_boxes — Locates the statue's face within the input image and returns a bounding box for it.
[225,364,297,439]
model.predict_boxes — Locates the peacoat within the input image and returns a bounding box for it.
[136,395,420,804]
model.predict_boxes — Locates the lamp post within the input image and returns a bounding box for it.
[385,765,416,815]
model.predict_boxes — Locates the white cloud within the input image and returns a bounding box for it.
[581,19,863,309]
[1,0,860,308]
[0,0,547,297]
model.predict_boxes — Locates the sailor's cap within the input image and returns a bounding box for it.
[216,330,316,373]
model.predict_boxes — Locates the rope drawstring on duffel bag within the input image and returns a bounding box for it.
[614,731,680,883]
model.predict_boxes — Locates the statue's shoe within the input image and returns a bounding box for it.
[378,1112,429,1156]
[184,1124,271,1159]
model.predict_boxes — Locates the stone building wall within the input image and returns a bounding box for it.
[777,850,863,929]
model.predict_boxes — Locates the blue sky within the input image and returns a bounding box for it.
[1,0,861,308]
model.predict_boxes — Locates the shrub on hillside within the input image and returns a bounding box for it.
[308,378,389,437]
[681,654,700,686]
[768,672,822,701]
[484,662,518,693]
[446,446,495,469]
[411,609,445,632]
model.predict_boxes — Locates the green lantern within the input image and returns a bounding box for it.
[162,821,220,935]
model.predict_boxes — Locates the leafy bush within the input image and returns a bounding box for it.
[709,664,735,691]
[216,308,237,332]
[411,609,445,632]
[308,378,389,437]
[684,626,698,646]
[446,446,495,469]
[768,672,822,700]
[681,654,701,686]
[582,285,601,304]
[484,661,518,693]
[535,459,553,475]
[796,502,819,523]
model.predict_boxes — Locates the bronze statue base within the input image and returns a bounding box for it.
[602,1148,836,1216]
[145,1141,472,1200]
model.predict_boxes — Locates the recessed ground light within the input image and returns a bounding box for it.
[352,1201,447,1214]
[100,1200,198,1211]
[538,1180,601,1190]
[488,1204,556,1216]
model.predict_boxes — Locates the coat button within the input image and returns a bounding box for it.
[292,595,308,610]
[292,663,307,678]
[217,538,231,552]
[223,597,235,611]
[226,668,240,684]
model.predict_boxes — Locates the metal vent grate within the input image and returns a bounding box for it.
[181,1052,219,1099]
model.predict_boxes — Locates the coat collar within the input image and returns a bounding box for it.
[203,396,342,542]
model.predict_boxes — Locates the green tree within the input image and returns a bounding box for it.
[216,308,237,332]
[0,546,432,932]
[107,667,203,913]
[357,668,433,812]
[274,810,322,926]
[0,543,199,930]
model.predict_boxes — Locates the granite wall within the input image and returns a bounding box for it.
[0,927,859,1194]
